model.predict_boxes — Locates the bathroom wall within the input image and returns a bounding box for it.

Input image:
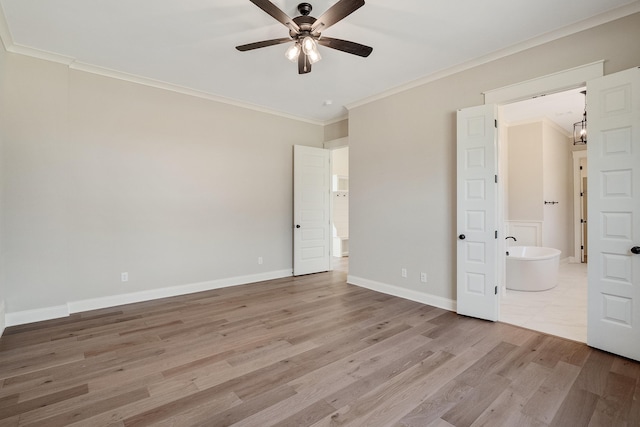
[507,122,544,222]
[506,119,573,257]
[542,121,573,257]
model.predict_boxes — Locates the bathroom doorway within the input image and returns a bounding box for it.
[499,87,588,342]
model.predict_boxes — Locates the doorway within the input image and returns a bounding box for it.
[330,146,349,272]
[498,87,588,342]
[458,64,640,361]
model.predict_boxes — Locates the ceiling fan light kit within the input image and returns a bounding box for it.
[236,0,373,74]
[285,43,301,62]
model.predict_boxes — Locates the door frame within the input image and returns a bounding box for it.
[572,150,588,263]
[480,61,604,317]
[324,137,349,264]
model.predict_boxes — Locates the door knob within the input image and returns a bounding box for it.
[296,225,301,229]
[632,246,640,254]
[459,234,466,240]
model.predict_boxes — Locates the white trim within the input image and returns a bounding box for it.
[5,269,292,327]
[347,275,456,312]
[68,269,291,314]
[5,305,69,327]
[484,61,604,105]
[346,1,639,111]
[0,6,323,126]
[6,43,74,65]
[324,116,349,126]
[573,150,588,263]
[505,221,543,246]
[0,299,5,336]
[69,62,323,126]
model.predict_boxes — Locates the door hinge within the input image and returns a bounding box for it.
[580,165,583,170]
[581,219,584,223]
[580,192,583,196]
[494,119,497,128]
[495,175,498,184]
[581,245,584,250]
[495,286,498,295]
[495,230,498,239]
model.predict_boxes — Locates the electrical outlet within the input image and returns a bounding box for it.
[420,272,428,283]
[401,268,407,278]
[258,256,263,265]
[121,272,129,282]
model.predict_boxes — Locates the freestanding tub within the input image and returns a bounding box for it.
[506,246,561,291]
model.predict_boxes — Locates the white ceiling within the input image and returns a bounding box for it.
[502,87,587,135]
[1,0,638,123]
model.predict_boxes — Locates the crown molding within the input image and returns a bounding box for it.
[2,2,638,125]
[0,4,324,126]
[68,61,324,125]
[323,115,349,126]
[346,2,640,111]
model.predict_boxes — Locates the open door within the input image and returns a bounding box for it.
[293,145,331,276]
[587,67,640,362]
[456,105,499,321]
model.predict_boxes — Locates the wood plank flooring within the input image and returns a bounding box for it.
[1,262,639,426]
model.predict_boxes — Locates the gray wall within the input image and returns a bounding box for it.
[0,50,324,314]
[324,119,348,142]
[348,12,640,302]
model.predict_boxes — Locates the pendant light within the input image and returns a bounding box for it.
[573,90,587,145]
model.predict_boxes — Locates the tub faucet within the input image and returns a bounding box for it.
[505,236,517,242]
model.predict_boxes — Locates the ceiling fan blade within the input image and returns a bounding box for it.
[317,37,372,57]
[249,0,300,33]
[298,53,312,74]
[236,38,292,51]
[311,0,365,33]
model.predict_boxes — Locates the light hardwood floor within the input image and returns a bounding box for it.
[0,263,639,426]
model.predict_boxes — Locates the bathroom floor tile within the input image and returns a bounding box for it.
[500,262,587,342]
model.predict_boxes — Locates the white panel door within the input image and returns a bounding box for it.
[587,67,640,361]
[293,145,331,276]
[456,105,499,321]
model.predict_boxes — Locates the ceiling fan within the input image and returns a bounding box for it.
[236,0,373,74]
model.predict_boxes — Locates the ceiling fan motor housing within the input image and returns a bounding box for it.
[297,3,313,16]
[290,15,316,39]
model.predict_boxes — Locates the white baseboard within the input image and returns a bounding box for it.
[5,269,293,327]
[347,275,456,312]
[5,304,69,327]
[0,299,5,337]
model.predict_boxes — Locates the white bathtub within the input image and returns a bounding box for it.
[506,246,561,291]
